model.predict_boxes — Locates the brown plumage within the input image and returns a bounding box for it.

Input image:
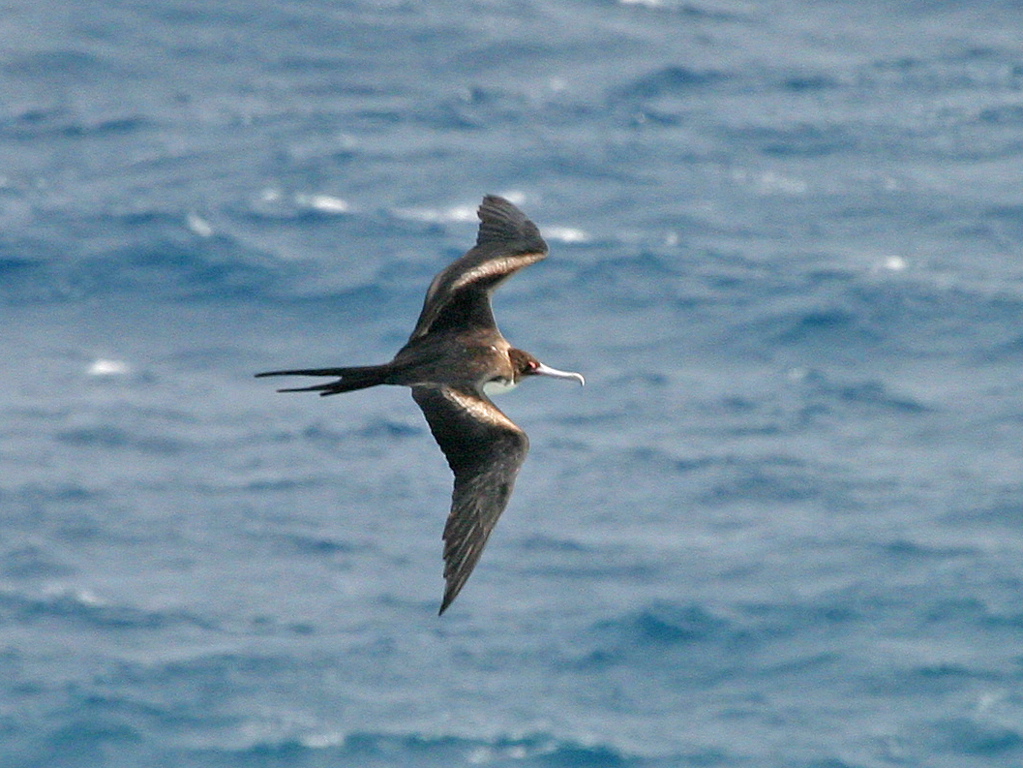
[256,195,584,614]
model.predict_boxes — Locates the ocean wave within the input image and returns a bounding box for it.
[55,424,190,455]
[588,601,732,651]
[0,106,152,141]
[198,731,646,768]
[0,587,213,632]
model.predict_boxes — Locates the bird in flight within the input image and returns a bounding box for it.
[257,195,584,614]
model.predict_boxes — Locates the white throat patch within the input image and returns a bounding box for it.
[482,378,518,396]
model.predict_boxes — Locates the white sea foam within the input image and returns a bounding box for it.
[87,358,131,376]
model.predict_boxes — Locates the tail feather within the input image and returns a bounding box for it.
[255,365,390,396]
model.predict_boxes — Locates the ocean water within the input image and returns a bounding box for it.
[3,0,1023,765]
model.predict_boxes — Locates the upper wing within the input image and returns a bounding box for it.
[411,384,530,614]
[408,195,548,341]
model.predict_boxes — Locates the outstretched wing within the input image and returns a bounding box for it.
[409,195,548,341]
[411,384,530,614]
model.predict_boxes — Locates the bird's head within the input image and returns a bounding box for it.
[509,348,585,386]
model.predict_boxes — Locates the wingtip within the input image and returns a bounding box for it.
[438,576,465,616]
[474,195,547,254]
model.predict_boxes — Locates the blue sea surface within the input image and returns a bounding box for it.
[3,0,1023,765]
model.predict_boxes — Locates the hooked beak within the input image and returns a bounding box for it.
[534,362,585,386]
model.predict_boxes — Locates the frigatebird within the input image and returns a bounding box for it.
[257,195,584,614]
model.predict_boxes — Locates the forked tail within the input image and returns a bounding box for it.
[254,364,391,396]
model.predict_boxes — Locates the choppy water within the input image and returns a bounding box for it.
[3,1,1023,766]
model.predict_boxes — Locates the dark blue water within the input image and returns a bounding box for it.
[3,1,1023,766]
